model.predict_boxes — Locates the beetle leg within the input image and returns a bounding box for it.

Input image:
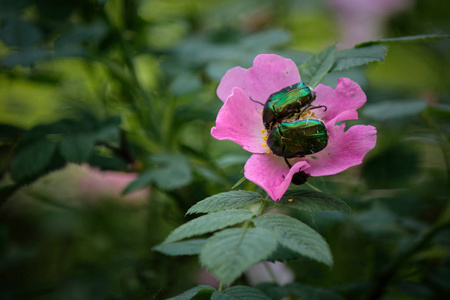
[309,105,327,112]
[283,156,293,168]
[249,97,265,106]
[293,105,310,120]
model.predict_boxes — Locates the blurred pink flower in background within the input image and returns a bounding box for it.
[195,262,294,287]
[327,0,414,48]
[79,165,149,203]
[245,262,294,285]
[27,164,149,205]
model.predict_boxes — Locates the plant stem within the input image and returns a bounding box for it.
[101,6,160,143]
[262,261,280,285]
[306,182,322,192]
[367,221,450,300]
[258,195,269,216]
[368,114,450,300]
[218,281,223,292]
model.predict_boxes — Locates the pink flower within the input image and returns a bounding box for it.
[327,0,413,48]
[79,165,149,203]
[211,54,377,201]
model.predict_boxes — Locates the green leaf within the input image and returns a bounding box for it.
[0,18,42,47]
[254,283,287,300]
[299,45,336,88]
[60,132,95,163]
[265,245,303,262]
[331,44,387,72]
[95,116,121,143]
[122,170,154,195]
[88,153,128,171]
[150,153,192,189]
[164,209,255,244]
[276,190,351,213]
[123,153,192,193]
[362,99,428,121]
[241,29,291,50]
[200,228,277,285]
[285,283,344,300]
[0,184,21,206]
[0,0,26,18]
[153,239,207,256]
[192,289,216,300]
[187,191,262,214]
[2,49,49,67]
[0,124,23,138]
[167,285,216,300]
[55,23,106,52]
[170,72,202,96]
[217,154,249,168]
[355,34,450,47]
[10,139,58,184]
[211,286,272,300]
[252,214,333,266]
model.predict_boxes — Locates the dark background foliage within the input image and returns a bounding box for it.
[0,0,449,299]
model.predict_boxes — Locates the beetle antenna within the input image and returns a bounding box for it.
[293,106,309,120]
[249,97,265,106]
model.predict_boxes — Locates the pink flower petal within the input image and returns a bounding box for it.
[244,154,311,201]
[303,124,377,176]
[217,54,301,105]
[325,110,359,128]
[313,78,366,122]
[211,88,267,153]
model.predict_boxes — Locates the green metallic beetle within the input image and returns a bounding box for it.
[255,82,325,130]
[267,119,328,158]
[266,119,328,185]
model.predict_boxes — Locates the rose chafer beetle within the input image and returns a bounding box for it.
[267,119,328,158]
[266,119,328,185]
[255,82,325,130]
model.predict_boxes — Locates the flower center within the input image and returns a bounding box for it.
[260,109,322,154]
[260,128,271,153]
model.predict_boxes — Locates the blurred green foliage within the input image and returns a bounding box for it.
[0,0,449,299]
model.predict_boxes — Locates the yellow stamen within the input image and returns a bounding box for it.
[262,135,268,141]
[260,109,263,115]
[267,149,272,154]
[260,129,266,134]
[262,143,267,148]
[288,199,293,202]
